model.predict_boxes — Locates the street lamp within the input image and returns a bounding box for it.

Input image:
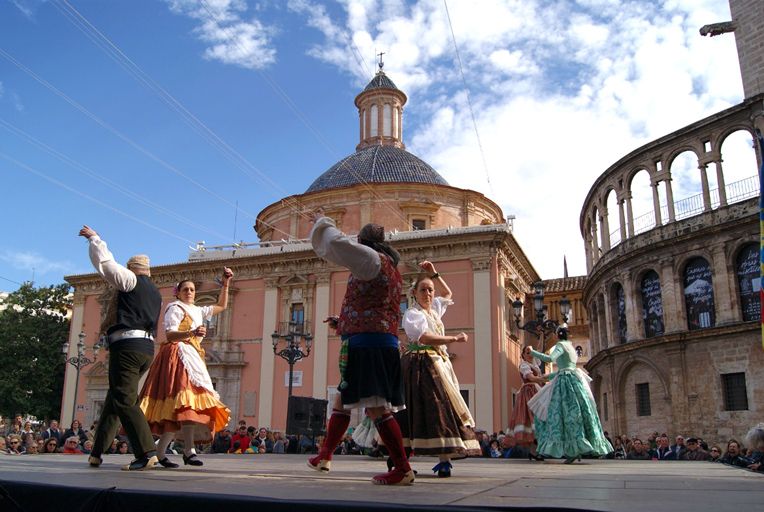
[271,321,313,397]
[62,331,102,423]
[512,282,571,339]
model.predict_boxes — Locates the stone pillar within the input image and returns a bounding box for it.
[664,178,676,222]
[664,342,687,435]
[625,193,635,238]
[651,181,662,226]
[311,274,331,398]
[660,258,682,334]
[61,291,87,426]
[714,160,728,207]
[472,257,494,430]
[497,267,509,429]
[600,292,613,349]
[257,281,279,427]
[711,244,736,325]
[585,235,593,273]
[622,273,641,342]
[590,215,600,264]
[600,207,611,252]
[618,199,627,242]
[699,164,712,212]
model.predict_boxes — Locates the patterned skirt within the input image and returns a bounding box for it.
[340,334,405,412]
[508,382,540,445]
[530,369,612,458]
[138,342,230,443]
[397,350,482,457]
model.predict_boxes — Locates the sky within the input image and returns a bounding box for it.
[0,0,753,292]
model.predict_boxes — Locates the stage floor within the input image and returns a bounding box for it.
[1,453,762,511]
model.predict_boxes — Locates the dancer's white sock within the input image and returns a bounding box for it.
[156,432,175,458]
[181,425,197,455]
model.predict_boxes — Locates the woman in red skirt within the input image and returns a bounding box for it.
[139,268,233,467]
[508,346,546,460]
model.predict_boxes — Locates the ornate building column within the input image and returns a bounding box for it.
[713,159,728,207]
[471,257,494,430]
[311,273,331,398]
[590,214,600,264]
[622,273,641,342]
[660,258,682,334]
[257,279,279,427]
[651,180,663,226]
[61,290,87,426]
[664,178,676,222]
[618,198,627,242]
[625,192,635,238]
[600,288,613,349]
[599,207,611,252]
[711,243,735,325]
[699,163,712,212]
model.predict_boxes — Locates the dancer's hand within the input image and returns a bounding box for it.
[194,325,207,337]
[453,332,468,343]
[419,260,436,274]
[323,316,339,330]
[222,267,234,285]
[79,225,97,239]
[308,208,325,223]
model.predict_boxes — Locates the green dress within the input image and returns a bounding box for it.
[528,342,612,459]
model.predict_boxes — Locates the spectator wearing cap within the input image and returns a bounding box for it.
[680,438,710,461]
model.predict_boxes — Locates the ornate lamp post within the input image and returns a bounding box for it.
[271,322,313,397]
[512,281,571,339]
[62,331,101,422]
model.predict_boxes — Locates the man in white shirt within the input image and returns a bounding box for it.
[79,225,161,471]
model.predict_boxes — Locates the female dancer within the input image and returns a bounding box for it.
[508,346,546,460]
[527,326,611,463]
[399,261,481,477]
[307,212,413,485]
[139,269,233,467]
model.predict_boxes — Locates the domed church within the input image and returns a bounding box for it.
[63,65,577,435]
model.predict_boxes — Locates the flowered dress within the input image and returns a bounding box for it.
[508,359,542,445]
[527,341,611,458]
[139,300,230,442]
[398,297,481,457]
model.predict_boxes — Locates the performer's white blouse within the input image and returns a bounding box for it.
[519,360,541,380]
[164,300,213,333]
[402,296,454,342]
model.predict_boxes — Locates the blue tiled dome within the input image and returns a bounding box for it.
[363,72,399,92]
[306,145,449,193]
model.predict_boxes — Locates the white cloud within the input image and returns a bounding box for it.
[164,0,276,69]
[290,0,743,278]
[0,250,77,277]
[10,0,44,19]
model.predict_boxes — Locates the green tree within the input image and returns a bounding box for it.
[0,283,71,420]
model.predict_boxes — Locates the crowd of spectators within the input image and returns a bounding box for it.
[3,414,762,474]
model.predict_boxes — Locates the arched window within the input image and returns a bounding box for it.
[612,282,627,344]
[640,270,664,337]
[383,104,392,136]
[736,244,760,321]
[370,104,378,137]
[683,257,715,330]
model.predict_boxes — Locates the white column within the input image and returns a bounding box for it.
[61,293,86,426]
[497,271,508,429]
[258,285,279,427]
[312,276,331,398]
[472,260,493,430]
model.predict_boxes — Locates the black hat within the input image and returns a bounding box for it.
[686,437,698,444]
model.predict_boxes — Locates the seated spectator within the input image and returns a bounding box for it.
[0,437,6,454]
[708,445,722,462]
[21,421,34,436]
[252,427,273,453]
[744,424,764,472]
[489,439,501,458]
[299,434,316,454]
[7,435,25,454]
[719,439,749,467]
[41,420,62,445]
[82,440,93,454]
[286,435,299,454]
[626,439,653,460]
[610,437,627,459]
[116,441,130,454]
[680,438,709,461]
[647,431,659,451]
[62,420,88,447]
[272,431,287,454]
[671,435,687,459]
[654,435,676,460]
[41,438,59,453]
[231,425,251,453]
[62,436,83,454]
[500,434,528,459]
[212,429,233,454]
[106,438,119,454]
[21,432,36,451]
[25,443,38,455]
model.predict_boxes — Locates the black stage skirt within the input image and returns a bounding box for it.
[340,334,405,412]
[397,350,482,457]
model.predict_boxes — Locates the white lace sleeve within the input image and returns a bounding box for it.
[432,296,454,320]
[402,309,428,342]
[163,303,185,332]
[519,360,534,379]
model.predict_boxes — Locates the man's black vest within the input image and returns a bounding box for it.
[107,275,161,354]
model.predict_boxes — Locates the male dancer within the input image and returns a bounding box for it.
[307,212,414,485]
[79,225,161,471]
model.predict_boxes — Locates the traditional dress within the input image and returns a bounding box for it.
[139,301,230,443]
[399,297,481,458]
[527,341,611,459]
[508,359,542,445]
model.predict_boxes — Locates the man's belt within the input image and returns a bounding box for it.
[108,329,154,343]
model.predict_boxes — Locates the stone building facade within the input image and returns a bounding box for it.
[580,0,763,444]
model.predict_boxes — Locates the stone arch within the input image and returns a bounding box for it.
[603,187,620,248]
[718,128,759,190]
[667,149,703,218]
[627,168,654,235]
[615,356,672,437]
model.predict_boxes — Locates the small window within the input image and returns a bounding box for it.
[636,383,651,416]
[290,303,304,333]
[721,373,748,411]
[412,219,426,231]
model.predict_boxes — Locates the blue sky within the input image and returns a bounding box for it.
[0,0,749,291]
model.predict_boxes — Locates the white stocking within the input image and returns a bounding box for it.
[181,425,197,455]
[156,432,175,459]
